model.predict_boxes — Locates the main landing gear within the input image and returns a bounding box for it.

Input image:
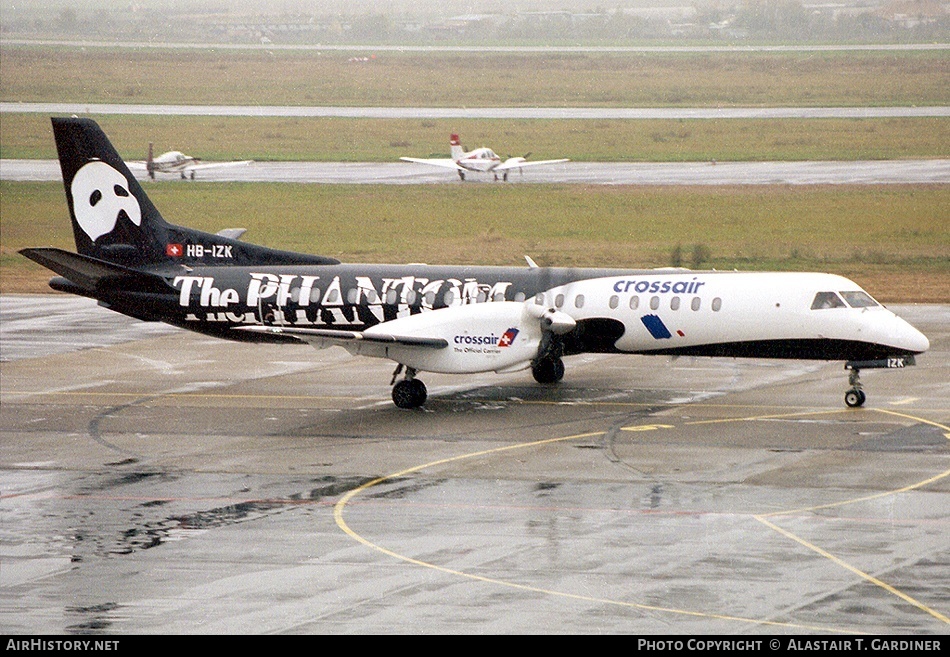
[391,364,427,409]
[531,330,566,385]
[531,355,565,385]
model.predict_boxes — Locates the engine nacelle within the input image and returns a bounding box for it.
[530,306,577,335]
[360,302,543,374]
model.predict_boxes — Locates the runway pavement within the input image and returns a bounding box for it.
[1,294,947,634]
[4,102,949,119]
[4,158,949,185]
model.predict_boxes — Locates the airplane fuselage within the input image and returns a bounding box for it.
[151,152,200,174]
[75,262,927,365]
[457,148,502,173]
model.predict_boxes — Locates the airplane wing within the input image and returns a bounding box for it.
[494,158,570,172]
[182,160,253,173]
[238,324,447,358]
[399,157,464,171]
[126,160,252,175]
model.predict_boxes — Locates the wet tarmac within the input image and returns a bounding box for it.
[4,158,949,185]
[1,295,948,634]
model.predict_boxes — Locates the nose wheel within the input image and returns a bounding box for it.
[845,388,867,408]
[845,367,866,408]
[391,365,427,409]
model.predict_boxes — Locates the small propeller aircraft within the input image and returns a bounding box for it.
[21,118,929,410]
[128,142,252,180]
[401,134,569,181]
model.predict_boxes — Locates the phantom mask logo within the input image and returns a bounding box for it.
[71,161,142,241]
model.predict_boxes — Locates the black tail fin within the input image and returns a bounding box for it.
[53,116,175,267]
[50,117,338,269]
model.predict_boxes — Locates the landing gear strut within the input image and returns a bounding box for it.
[845,367,866,408]
[391,364,427,409]
[531,329,566,385]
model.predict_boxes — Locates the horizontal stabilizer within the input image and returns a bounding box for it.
[19,247,164,292]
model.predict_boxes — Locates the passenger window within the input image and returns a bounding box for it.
[841,291,879,308]
[609,295,619,309]
[650,296,660,310]
[515,292,526,302]
[575,294,585,309]
[406,290,417,305]
[346,288,357,304]
[712,297,722,312]
[811,291,846,310]
[670,297,680,311]
[629,296,639,310]
[691,297,701,311]
[385,289,398,305]
[555,294,565,308]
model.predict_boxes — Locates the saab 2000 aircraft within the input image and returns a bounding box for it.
[401,133,569,181]
[127,142,252,180]
[21,118,928,409]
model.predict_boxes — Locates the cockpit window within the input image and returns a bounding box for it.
[840,291,879,308]
[811,291,846,310]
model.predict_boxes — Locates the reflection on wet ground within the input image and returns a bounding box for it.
[2,297,947,633]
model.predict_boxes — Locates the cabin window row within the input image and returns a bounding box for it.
[287,286,526,307]
[542,293,722,313]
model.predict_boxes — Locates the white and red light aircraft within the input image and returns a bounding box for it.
[401,133,569,181]
[22,118,928,410]
[128,142,252,180]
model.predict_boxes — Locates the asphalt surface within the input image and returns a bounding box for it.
[1,294,947,634]
[3,102,949,119]
[4,158,949,185]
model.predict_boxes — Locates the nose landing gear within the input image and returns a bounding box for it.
[844,364,867,408]
[844,356,916,408]
[845,366,866,407]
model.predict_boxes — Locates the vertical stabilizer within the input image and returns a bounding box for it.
[450,133,465,161]
[48,116,341,270]
[52,117,173,266]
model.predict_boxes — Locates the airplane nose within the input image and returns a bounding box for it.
[893,314,930,354]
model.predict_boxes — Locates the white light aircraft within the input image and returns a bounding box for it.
[401,134,569,181]
[22,118,929,410]
[128,142,252,180]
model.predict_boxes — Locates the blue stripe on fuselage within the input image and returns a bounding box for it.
[641,314,673,340]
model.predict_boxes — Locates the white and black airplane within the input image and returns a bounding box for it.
[127,142,252,180]
[400,133,569,181]
[21,117,928,409]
